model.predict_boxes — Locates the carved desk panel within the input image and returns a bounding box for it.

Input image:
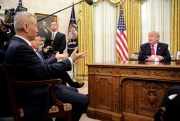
[87,61,180,121]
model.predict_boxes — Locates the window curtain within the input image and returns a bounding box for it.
[124,0,141,58]
[76,1,94,80]
[171,0,180,57]
[76,0,141,80]
[94,1,118,63]
[93,0,121,5]
[141,0,172,47]
[94,0,141,63]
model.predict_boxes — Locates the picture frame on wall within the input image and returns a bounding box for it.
[34,13,57,32]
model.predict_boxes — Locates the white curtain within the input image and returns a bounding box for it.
[141,0,172,46]
[94,1,117,63]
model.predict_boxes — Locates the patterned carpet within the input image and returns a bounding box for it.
[78,81,88,94]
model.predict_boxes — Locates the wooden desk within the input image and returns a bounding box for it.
[87,61,180,121]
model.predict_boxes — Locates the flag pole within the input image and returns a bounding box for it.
[72,0,75,81]
[72,64,76,81]
[68,2,78,81]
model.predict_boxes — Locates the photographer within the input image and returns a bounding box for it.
[39,39,56,59]
[0,7,28,64]
[40,43,54,59]
[0,20,10,63]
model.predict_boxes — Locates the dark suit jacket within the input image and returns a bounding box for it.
[52,32,66,54]
[154,86,180,121]
[5,36,71,120]
[138,42,171,62]
[38,27,52,40]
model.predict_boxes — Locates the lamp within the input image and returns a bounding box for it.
[37,0,93,22]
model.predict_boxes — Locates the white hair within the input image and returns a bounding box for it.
[14,11,34,32]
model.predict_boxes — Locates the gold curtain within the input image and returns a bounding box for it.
[76,2,94,80]
[76,0,141,80]
[93,0,120,6]
[171,0,180,56]
[93,0,141,58]
[122,0,141,57]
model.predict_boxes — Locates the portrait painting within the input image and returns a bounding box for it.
[34,13,57,32]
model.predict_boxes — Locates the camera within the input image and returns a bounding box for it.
[47,47,55,54]
[1,6,27,37]
[1,8,16,36]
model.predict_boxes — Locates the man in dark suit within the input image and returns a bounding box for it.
[0,21,10,63]
[32,35,84,88]
[138,31,171,62]
[154,86,180,121]
[50,22,66,54]
[5,12,88,121]
[38,21,52,40]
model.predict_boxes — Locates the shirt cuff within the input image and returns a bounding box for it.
[155,58,159,62]
[68,57,73,65]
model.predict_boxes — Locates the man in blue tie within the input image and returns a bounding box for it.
[31,35,85,88]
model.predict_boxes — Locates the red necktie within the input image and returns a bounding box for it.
[151,45,155,55]
[36,50,44,61]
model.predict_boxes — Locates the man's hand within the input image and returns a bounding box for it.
[155,55,164,61]
[70,47,87,62]
[147,55,163,62]
[147,56,155,62]
[55,53,69,60]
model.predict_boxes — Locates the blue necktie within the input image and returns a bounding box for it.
[35,50,44,61]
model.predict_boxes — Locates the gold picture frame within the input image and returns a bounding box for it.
[34,13,57,31]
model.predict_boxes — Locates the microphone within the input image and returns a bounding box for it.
[37,0,93,22]
[85,0,93,5]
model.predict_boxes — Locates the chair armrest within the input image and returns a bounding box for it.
[13,79,62,86]
[14,78,64,107]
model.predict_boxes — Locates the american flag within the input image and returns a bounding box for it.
[116,5,128,62]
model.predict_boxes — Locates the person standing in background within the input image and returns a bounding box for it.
[50,22,66,54]
[0,20,12,63]
[138,31,171,62]
[38,21,52,40]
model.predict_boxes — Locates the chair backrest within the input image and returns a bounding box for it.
[0,64,72,121]
[0,64,21,121]
[0,66,11,117]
